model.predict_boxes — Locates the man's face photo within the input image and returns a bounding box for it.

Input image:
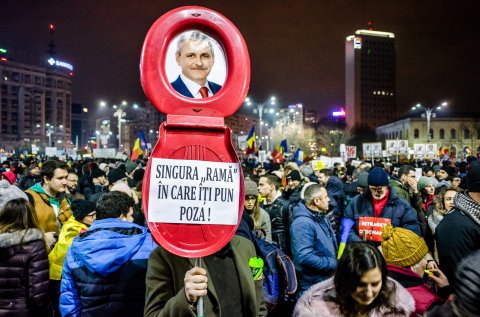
[176,38,214,86]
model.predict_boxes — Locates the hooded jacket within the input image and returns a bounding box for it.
[59,218,156,317]
[293,277,415,317]
[435,192,480,287]
[48,216,88,280]
[344,187,421,242]
[26,183,72,233]
[0,228,49,317]
[290,202,338,296]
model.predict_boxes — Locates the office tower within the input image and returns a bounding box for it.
[345,29,396,129]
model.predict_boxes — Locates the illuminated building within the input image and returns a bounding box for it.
[345,29,396,129]
[0,58,73,151]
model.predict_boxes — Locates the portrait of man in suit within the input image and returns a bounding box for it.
[170,31,223,98]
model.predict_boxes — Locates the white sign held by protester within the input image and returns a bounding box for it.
[148,158,240,225]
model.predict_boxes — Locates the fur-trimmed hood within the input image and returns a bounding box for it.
[453,192,480,225]
[293,277,415,317]
[0,228,44,248]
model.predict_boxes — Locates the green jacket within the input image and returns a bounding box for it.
[144,235,268,317]
[389,179,426,234]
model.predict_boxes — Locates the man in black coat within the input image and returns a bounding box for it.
[435,160,480,287]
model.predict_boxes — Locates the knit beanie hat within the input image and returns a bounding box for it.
[357,172,369,188]
[90,168,106,179]
[381,224,428,267]
[466,160,480,192]
[1,171,16,185]
[454,250,480,317]
[99,163,108,172]
[107,168,127,184]
[71,200,96,221]
[286,170,302,182]
[368,167,389,186]
[132,168,145,182]
[244,179,258,197]
[0,180,29,210]
[441,165,456,177]
[418,176,434,192]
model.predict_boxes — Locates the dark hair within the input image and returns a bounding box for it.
[319,168,333,177]
[398,165,415,179]
[333,242,402,316]
[0,198,42,244]
[96,191,134,220]
[262,174,282,190]
[41,160,69,182]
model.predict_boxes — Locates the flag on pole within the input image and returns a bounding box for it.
[246,126,256,154]
[272,139,288,163]
[280,139,288,154]
[131,130,148,161]
[293,148,305,166]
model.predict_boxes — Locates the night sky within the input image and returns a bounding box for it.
[1,0,478,118]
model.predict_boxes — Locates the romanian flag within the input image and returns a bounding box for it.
[90,140,97,148]
[131,130,148,161]
[293,148,305,166]
[272,139,288,163]
[246,126,256,154]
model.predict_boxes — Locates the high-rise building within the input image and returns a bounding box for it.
[0,59,72,151]
[345,29,396,129]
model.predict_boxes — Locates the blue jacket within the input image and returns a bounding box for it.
[170,75,222,98]
[59,218,156,317]
[344,187,421,242]
[290,202,338,296]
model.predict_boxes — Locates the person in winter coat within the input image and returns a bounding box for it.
[435,160,480,287]
[294,242,415,317]
[258,174,290,251]
[0,196,50,317]
[48,200,96,315]
[344,167,421,243]
[381,225,451,315]
[291,184,338,297]
[244,179,272,241]
[59,191,156,317]
[16,162,42,191]
[25,160,72,235]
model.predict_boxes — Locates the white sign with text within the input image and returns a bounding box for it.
[148,158,240,225]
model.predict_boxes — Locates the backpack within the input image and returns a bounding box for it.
[253,236,297,312]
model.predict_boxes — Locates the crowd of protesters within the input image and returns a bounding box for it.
[0,154,479,316]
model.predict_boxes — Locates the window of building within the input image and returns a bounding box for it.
[429,129,434,139]
[413,129,419,139]
[477,129,480,139]
[399,131,402,139]
[451,129,456,139]
[439,128,445,139]
[464,129,470,139]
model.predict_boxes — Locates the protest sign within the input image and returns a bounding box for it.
[358,217,391,242]
[148,158,240,225]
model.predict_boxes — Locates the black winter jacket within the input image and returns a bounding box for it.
[0,228,49,317]
[261,193,290,251]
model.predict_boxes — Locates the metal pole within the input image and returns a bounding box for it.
[195,258,204,317]
[118,110,122,151]
[258,103,263,150]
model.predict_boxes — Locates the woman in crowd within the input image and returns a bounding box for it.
[0,194,50,317]
[381,224,451,315]
[294,242,415,317]
[418,176,436,215]
[244,179,272,241]
[426,187,461,257]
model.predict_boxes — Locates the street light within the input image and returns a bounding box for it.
[245,96,276,150]
[411,102,448,141]
[99,100,135,151]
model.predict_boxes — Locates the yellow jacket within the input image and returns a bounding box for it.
[48,216,88,280]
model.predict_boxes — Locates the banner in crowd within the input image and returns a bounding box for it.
[385,140,409,155]
[413,143,437,159]
[362,142,382,158]
[93,148,117,158]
